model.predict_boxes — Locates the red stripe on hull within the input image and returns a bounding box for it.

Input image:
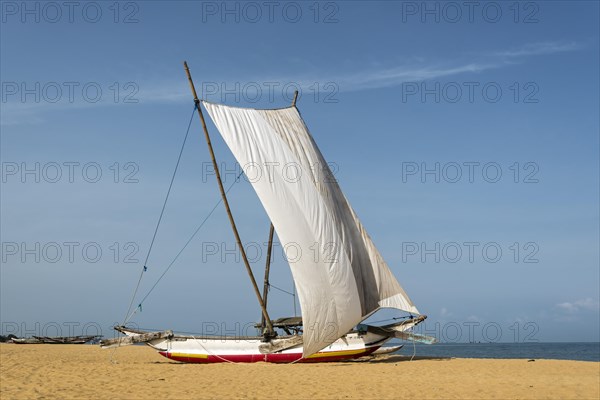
[158,346,379,364]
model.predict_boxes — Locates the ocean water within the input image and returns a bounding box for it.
[388,342,599,362]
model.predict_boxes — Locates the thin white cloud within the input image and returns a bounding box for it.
[335,41,583,92]
[2,41,583,126]
[492,41,583,58]
[466,315,482,323]
[0,97,130,127]
[335,62,496,92]
[556,298,600,313]
[191,41,583,96]
[440,307,453,317]
[139,82,188,104]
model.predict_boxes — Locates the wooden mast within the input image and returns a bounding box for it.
[260,224,275,332]
[183,61,274,337]
[260,90,299,331]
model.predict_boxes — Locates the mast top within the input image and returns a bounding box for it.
[183,61,200,105]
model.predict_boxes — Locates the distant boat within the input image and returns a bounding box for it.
[12,335,100,344]
[101,62,436,363]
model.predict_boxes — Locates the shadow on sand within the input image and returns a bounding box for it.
[363,354,452,363]
[144,354,452,365]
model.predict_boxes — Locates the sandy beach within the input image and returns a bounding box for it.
[1,344,598,399]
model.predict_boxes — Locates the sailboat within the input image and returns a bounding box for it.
[100,62,435,363]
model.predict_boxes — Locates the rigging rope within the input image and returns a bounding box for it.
[268,282,299,318]
[268,283,295,297]
[410,339,417,361]
[121,104,197,325]
[367,315,413,325]
[124,170,246,324]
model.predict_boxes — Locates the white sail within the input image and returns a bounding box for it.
[202,101,419,357]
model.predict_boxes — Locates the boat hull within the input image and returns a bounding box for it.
[147,331,389,364]
[158,346,379,363]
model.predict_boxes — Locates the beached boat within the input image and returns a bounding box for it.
[112,319,419,363]
[11,338,41,344]
[101,62,435,363]
[12,335,100,344]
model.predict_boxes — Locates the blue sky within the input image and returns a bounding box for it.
[1,1,598,342]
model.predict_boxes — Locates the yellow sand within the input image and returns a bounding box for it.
[1,344,598,399]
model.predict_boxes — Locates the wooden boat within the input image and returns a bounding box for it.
[12,335,100,344]
[103,316,429,363]
[11,338,41,344]
[101,62,435,363]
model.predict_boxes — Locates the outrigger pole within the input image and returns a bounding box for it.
[183,61,275,338]
[260,90,299,332]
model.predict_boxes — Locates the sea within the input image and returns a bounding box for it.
[387,342,599,362]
